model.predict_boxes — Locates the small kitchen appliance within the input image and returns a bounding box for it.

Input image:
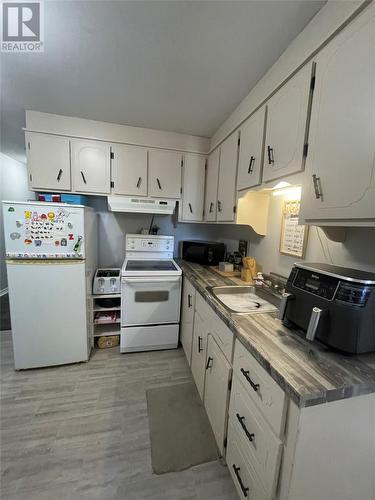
[93,268,121,294]
[182,240,226,265]
[280,262,375,354]
[121,234,182,353]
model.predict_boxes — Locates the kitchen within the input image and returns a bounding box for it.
[1,1,375,499]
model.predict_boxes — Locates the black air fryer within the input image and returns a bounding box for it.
[280,263,375,354]
[182,240,226,266]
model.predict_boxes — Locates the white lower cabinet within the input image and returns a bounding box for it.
[229,376,282,497]
[204,334,232,455]
[233,339,286,437]
[180,277,196,365]
[190,310,208,400]
[227,422,269,500]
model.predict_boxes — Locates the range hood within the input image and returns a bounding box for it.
[107,196,176,214]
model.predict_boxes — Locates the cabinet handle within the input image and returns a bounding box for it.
[217,200,222,212]
[206,356,213,369]
[232,464,249,498]
[236,413,255,443]
[198,335,203,353]
[136,177,142,188]
[267,146,274,165]
[209,202,214,213]
[57,169,63,181]
[188,294,192,308]
[80,171,87,184]
[247,156,255,174]
[157,178,162,190]
[240,368,260,392]
[188,203,193,214]
[312,174,323,200]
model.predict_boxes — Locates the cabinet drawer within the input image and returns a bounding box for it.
[196,293,233,361]
[233,339,286,436]
[229,376,282,496]
[227,422,270,500]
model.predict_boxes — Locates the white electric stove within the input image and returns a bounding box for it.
[120,234,182,353]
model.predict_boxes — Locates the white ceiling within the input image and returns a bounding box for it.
[1,0,325,161]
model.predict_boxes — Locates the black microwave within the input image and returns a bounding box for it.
[182,240,226,266]
[280,262,375,354]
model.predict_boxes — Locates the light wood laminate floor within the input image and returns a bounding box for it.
[0,330,238,500]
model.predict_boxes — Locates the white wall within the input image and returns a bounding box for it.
[89,197,253,267]
[0,154,35,291]
[249,194,375,278]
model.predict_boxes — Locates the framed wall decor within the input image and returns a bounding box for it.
[279,200,309,258]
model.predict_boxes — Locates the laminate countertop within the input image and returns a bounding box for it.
[178,260,375,408]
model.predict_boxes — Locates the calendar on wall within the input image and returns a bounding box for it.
[279,200,309,258]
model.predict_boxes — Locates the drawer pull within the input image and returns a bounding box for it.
[157,177,162,190]
[232,464,249,497]
[188,293,192,308]
[209,202,214,213]
[136,176,142,188]
[198,335,203,353]
[236,413,255,443]
[57,168,63,181]
[240,368,260,392]
[206,356,213,370]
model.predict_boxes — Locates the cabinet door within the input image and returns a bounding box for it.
[204,334,232,454]
[191,311,208,400]
[71,140,111,194]
[148,150,182,199]
[300,6,375,222]
[263,63,312,183]
[112,145,148,196]
[204,149,220,222]
[181,154,206,221]
[217,133,238,222]
[180,278,196,366]
[237,108,266,191]
[26,132,71,191]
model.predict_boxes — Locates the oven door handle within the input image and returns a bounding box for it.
[122,277,181,284]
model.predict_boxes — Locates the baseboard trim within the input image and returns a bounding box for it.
[0,288,9,297]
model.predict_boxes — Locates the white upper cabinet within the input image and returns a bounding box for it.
[217,132,239,222]
[237,107,266,191]
[263,63,313,183]
[26,132,71,192]
[204,149,220,222]
[71,139,111,194]
[111,145,148,197]
[148,150,182,199]
[181,154,206,221]
[300,5,375,223]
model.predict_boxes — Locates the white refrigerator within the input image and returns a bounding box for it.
[2,201,97,369]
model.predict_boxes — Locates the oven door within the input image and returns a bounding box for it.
[121,276,181,326]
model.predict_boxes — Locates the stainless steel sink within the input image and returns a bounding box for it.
[207,285,279,315]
